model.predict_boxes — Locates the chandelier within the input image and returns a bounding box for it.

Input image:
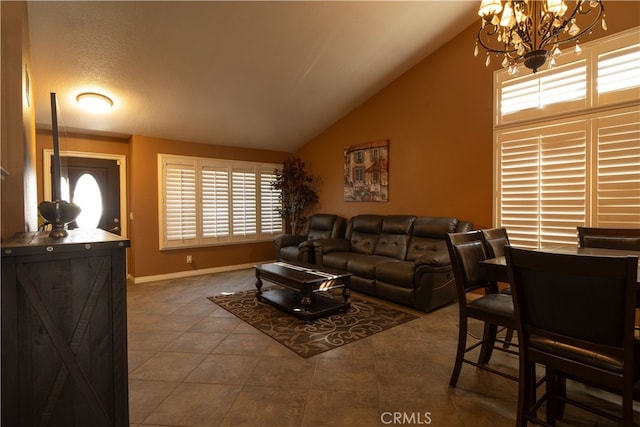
[475,0,607,74]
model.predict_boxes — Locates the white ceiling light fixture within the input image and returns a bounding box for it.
[76,92,114,114]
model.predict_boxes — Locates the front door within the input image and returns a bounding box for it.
[57,157,122,235]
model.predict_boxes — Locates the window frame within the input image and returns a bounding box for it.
[158,154,282,250]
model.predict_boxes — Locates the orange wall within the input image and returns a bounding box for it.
[296,1,640,230]
[129,134,290,278]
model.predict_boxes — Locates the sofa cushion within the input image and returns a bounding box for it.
[279,246,301,263]
[406,237,447,262]
[347,254,392,279]
[412,217,459,239]
[374,215,415,259]
[381,215,416,234]
[322,252,356,271]
[349,215,383,255]
[406,217,458,262]
[376,261,414,289]
[306,214,344,240]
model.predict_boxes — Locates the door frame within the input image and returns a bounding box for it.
[43,149,128,238]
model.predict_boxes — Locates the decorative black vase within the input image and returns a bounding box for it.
[38,200,81,238]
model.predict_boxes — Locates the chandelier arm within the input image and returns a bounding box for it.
[539,0,605,49]
[476,26,519,55]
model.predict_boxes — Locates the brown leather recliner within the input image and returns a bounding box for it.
[274,214,346,264]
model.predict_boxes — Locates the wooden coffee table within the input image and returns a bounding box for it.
[254,262,352,323]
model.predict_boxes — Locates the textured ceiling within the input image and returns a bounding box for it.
[27,1,478,152]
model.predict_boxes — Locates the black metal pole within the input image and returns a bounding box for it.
[50,92,61,201]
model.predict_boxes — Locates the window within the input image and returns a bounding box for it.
[159,154,282,249]
[495,28,640,127]
[494,28,640,248]
[371,148,379,161]
[499,61,586,117]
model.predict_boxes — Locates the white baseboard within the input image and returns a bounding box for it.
[131,261,275,284]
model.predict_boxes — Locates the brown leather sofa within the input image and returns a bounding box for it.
[274,213,346,264]
[312,214,472,312]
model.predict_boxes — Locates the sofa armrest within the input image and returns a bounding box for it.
[312,238,351,266]
[274,234,306,250]
[312,238,351,253]
[413,250,451,268]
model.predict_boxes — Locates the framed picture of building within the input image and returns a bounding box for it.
[344,139,389,202]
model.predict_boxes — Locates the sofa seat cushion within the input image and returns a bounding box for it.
[376,261,414,289]
[322,252,356,271]
[347,254,393,279]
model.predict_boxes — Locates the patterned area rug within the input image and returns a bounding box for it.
[208,288,418,358]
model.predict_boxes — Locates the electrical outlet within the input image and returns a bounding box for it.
[186,255,192,264]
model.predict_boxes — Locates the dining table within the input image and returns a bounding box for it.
[480,245,640,305]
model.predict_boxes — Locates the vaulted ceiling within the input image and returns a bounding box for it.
[28,1,479,152]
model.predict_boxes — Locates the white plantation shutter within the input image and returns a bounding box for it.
[498,133,541,248]
[201,167,229,238]
[495,28,640,243]
[260,169,282,234]
[497,60,587,125]
[593,110,640,227]
[538,125,588,245]
[232,170,257,237]
[497,122,588,248]
[596,30,640,106]
[496,110,640,246]
[159,155,282,249]
[598,47,640,94]
[163,162,197,243]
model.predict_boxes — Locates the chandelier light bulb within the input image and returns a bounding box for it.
[546,0,568,16]
[478,0,503,17]
[500,1,516,28]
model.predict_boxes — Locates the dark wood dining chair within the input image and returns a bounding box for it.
[481,227,515,348]
[577,227,640,251]
[482,227,511,259]
[505,246,639,426]
[446,230,518,387]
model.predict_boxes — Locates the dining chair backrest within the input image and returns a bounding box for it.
[481,227,510,258]
[507,247,637,349]
[577,227,640,251]
[446,230,495,295]
[505,246,639,425]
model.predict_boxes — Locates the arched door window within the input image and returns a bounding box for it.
[72,173,103,229]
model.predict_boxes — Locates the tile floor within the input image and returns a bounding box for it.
[127,268,635,426]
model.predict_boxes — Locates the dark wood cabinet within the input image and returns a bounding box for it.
[2,229,130,426]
